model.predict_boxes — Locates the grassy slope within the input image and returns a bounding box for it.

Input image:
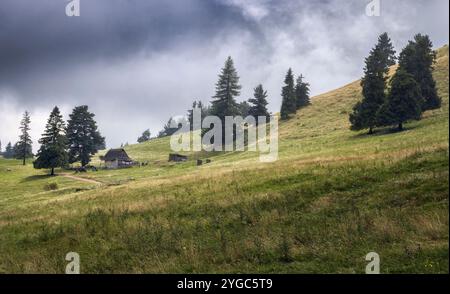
[0,46,448,273]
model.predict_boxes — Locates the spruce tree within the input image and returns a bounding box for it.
[238,101,251,117]
[399,34,441,111]
[377,69,422,131]
[15,111,33,165]
[187,100,198,128]
[3,142,14,159]
[377,32,397,68]
[209,56,241,144]
[158,117,184,138]
[188,100,208,130]
[210,57,241,119]
[66,106,105,167]
[280,68,296,120]
[14,142,32,162]
[350,32,396,134]
[137,129,151,143]
[295,74,311,109]
[33,106,68,176]
[248,84,270,125]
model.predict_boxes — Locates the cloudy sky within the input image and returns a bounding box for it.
[0,0,448,150]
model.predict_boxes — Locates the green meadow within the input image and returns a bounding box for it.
[0,46,448,273]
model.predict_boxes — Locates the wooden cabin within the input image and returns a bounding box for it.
[103,148,133,169]
[168,153,188,162]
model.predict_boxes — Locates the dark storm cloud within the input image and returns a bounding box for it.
[0,0,255,88]
[0,0,448,149]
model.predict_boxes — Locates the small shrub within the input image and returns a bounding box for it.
[278,233,294,263]
[44,182,59,191]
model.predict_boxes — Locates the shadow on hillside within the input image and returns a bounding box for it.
[21,174,54,182]
[350,125,420,139]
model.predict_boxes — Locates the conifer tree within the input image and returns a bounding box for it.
[66,105,105,167]
[14,142,32,162]
[137,129,151,143]
[280,68,296,120]
[238,101,251,117]
[210,57,241,119]
[399,34,441,111]
[15,111,33,165]
[377,32,397,68]
[187,100,198,128]
[248,84,270,125]
[377,69,422,131]
[3,142,14,159]
[349,32,396,134]
[197,101,209,117]
[188,100,208,130]
[295,74,311,109]
[158,117,185,138]
[33,106,68,176]
[209,56,241,143]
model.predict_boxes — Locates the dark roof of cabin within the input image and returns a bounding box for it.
[103,148,132,161]
[169,153,187,158]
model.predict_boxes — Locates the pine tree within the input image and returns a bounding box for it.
[350,32,396,134]
[295,74,311,109]
[280,68,296,120]
[33,106,68,176]
[187,100,208,130]
[377,32,397,68]
[158,117,184,138]
[15,111,33,165]
[3,142,14,159]
[238,101,251,117]
[198,101,209,117]
[210,57,241,119]
[248,84,270,125]
[209,56,241,143]
[14,142,32,162]
[137,129,151,143]
[0,140,2,154]
[66,106,105,167]
[399,34,441,111]
[187,100,198,128]
[377,69,422,131]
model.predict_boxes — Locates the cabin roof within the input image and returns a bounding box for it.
[103,148,132,161]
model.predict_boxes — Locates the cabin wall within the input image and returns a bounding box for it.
[118,160,133,167]
[105,160,118,169]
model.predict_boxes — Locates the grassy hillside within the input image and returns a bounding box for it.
[0,46,448,273]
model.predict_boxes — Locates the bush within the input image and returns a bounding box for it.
[44,182,59,191]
